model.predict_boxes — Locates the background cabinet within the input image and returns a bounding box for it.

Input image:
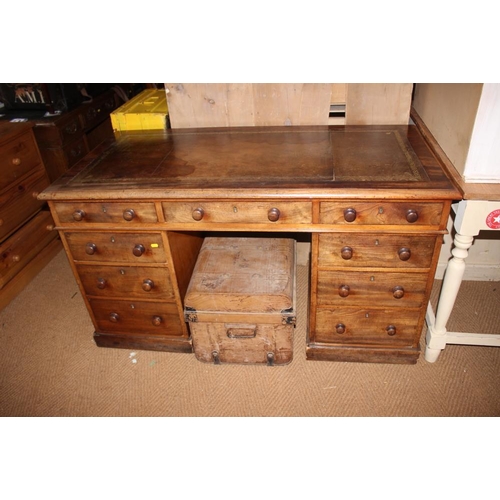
[32,89,122,183]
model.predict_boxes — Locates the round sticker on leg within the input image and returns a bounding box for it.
[485,209,500,229]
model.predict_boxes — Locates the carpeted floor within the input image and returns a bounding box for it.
[1,248,499,417]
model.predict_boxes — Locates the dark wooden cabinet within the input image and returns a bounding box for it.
[39,125,461,363]
[33,90,120,183]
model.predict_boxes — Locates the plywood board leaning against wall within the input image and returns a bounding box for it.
[345,83,413,125]
[165,83,333,128]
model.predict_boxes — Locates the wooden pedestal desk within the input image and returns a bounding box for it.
[38,125,460,364]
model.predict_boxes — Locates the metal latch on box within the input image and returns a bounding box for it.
[185,307,198,322]
[281,307,296,326]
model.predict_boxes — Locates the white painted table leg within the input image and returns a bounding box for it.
[425,233,475,362]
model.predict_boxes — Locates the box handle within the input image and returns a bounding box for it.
[226,324,257,339]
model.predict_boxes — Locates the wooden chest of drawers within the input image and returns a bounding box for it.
[39,125,460,363]
[0,122,60,310]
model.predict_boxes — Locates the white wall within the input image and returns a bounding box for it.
[463,83,500,183]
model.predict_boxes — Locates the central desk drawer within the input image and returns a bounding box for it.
[55,202,158,224]
[64,232,166,263]
[162,201,312,224]
[318,233,437,268]
[89,298,183,336]
[76,264,174,299]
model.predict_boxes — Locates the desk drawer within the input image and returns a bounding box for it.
[0,130,41,192]
[89,298,183,336]
[64,232,166,263]
[320,201,444,226]
[162,201,312,225]
[0,166,49,241]
[315,308,420,346]
[0,210,56,288]
[55,202,157,224]
[318,233,437,269]
[76,264,174,300]
[317,270,428,308]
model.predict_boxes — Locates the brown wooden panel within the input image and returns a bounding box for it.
[165,83,332,128]
[317,270,428,308]
[318,233,437,269]
[319,201,444,226]
[346,83,413,125]
[54,201,157,224]
[314,307,420,346]
[64,232,166,263]
[89,298,183,336]
[76,264,174,300]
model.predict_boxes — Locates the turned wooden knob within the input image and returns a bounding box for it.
[152,316,162,326]
[268,208,281,222]
[142,279,154,292]
[123,209,136,221]
[12,157,21,166]
[133,244,145,257]
[335,323,346,334]
[192,207,204,221]
[339,284,350,297]
[341,246,353,260]
[344,208,357,222]
[392,286,405,299]
[398,247,411,261]
[386,325,397,336]
[406,209,418,223]
[109,312,120,323]
[85,243,97,255]
[73,209,86,221]
[96,278,107,289]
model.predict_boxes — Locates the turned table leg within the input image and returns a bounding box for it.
[425,232,475,362]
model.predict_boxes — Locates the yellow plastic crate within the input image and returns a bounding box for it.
[111,89,169,131]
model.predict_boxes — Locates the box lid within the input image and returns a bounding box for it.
[185,237,295,314]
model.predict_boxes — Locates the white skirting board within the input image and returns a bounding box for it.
[435,262,500,281]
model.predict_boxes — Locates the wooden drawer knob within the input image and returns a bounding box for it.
[97,278,107,289]
[133,244,145,257]
[344,208,357,222]
[109,312,120,323]
[341,246,353,260]
[392,286,404,299]
[73,209,86,221]
[335,323,346,334]
[406,209,419,223]
[339,284,350,297]
[85,243,97,255]
[142,279,154,292]
[152,316,162,326]
[386,325,397,336]
[64,122,78,134]
[192,207,204,221]
[398,247,411,261]
[123,209,136,221]
[12,157,21,166]
[268,207,281,222]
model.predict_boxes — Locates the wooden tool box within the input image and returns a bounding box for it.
[184,237,297,365]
